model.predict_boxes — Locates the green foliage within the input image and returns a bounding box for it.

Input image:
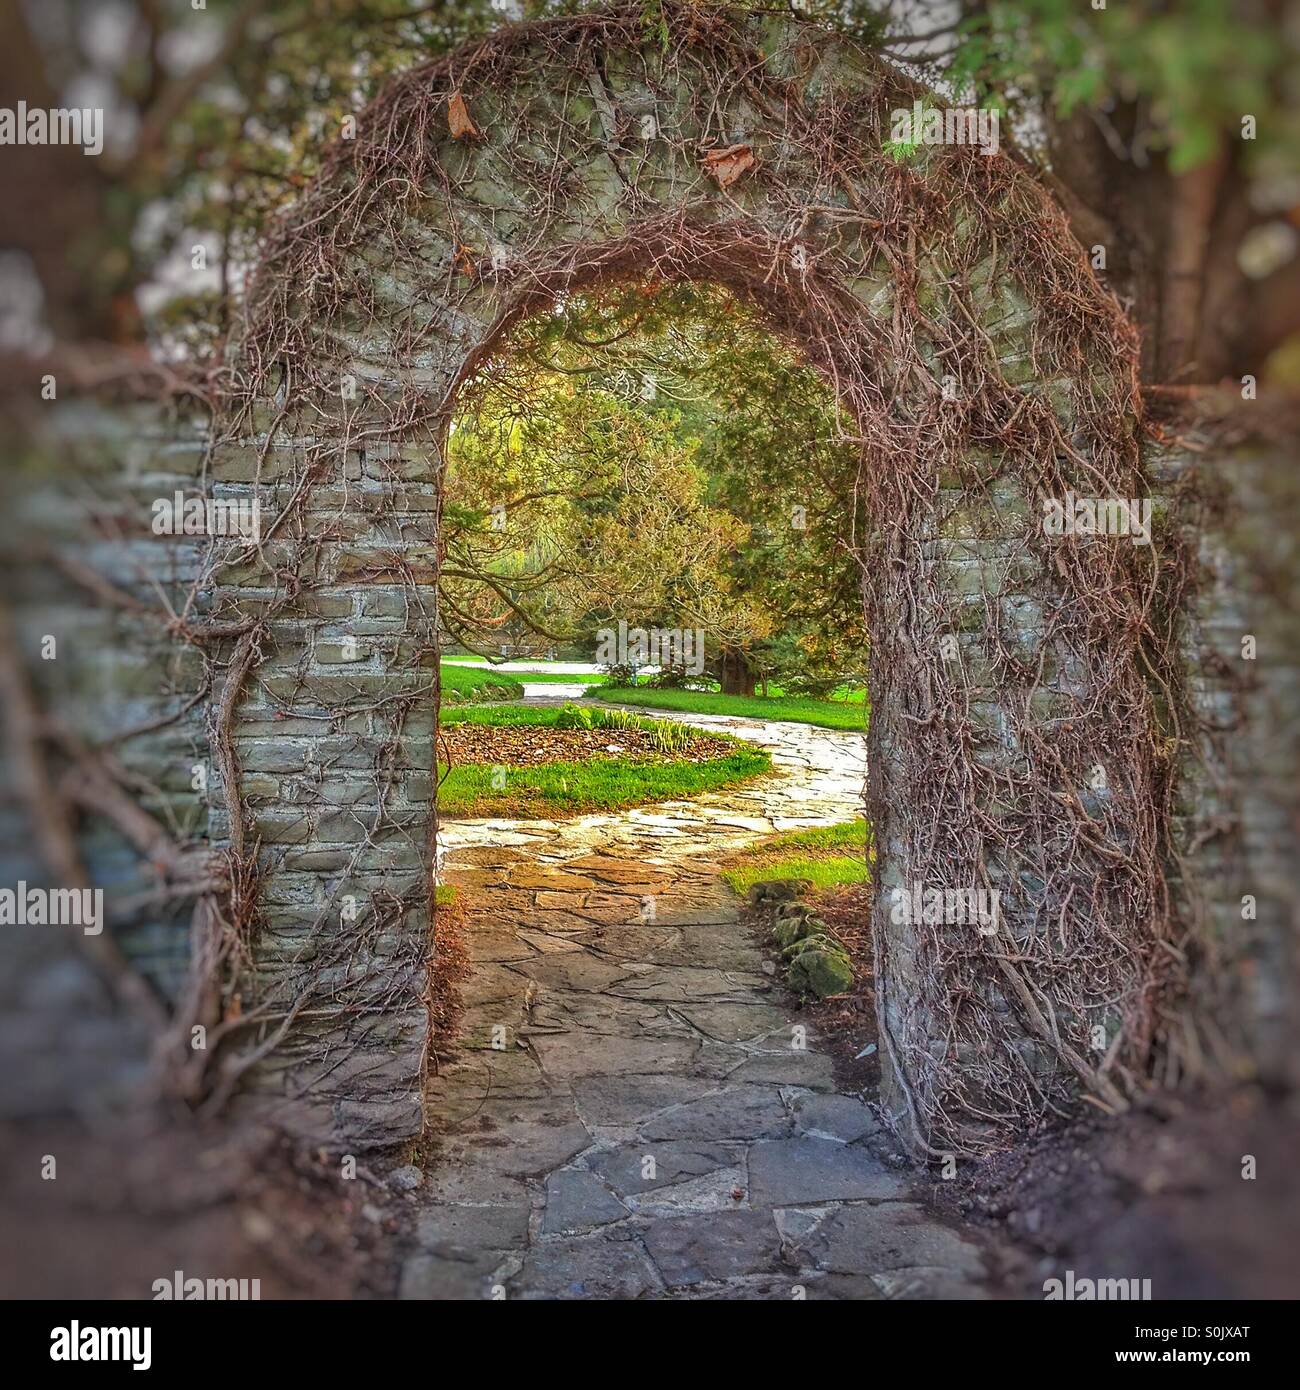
[944,0,1294,176]
[553,701,700,752]
[446,699,727,756]
[447,279,867,688]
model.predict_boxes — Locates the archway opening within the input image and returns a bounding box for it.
[427,279,881,1227]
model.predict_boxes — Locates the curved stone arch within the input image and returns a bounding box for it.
[202,3,1169,1156]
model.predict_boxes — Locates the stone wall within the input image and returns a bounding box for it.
[2,385,1295,1155]
[1,9,1294,1158]
[202,7,1163,1157]
[0,395,209,1118]
[1151,393,1300,1089]
[205,421,440,1148]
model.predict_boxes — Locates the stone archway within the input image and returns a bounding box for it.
[197,2,1172,1159]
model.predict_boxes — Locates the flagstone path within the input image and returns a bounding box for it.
[402,709,993,1300]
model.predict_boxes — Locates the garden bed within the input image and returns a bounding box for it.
[436,702,771,816]
[441,721,737,768]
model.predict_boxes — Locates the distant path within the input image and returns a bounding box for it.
[404,712,992,1300]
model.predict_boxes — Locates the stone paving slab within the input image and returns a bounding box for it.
[406,711,990,1300]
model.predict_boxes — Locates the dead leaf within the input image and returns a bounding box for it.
[448,91,478,141]
[702,143,756,189]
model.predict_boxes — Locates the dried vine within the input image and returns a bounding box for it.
[115,1,1194,1154]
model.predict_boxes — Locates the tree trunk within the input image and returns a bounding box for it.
[718,649,757,696]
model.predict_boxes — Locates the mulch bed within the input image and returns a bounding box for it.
[441,723,736,767]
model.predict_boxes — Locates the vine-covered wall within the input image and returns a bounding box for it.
[3,7,1290,1159]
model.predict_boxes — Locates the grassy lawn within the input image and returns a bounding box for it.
[438,749,770,816]
[721,818,872,896]
[439,662,524,703]
[510,670,609,684]
[442,702,582,727]
[441,659,607,688]
[589,685,868,732]
[437,702,770,815]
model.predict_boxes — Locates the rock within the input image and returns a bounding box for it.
[586,1140,738,1196]
[542,1169,628,1233]
[787,1201,985,1283]
[399,1251,505,1301]
[389,1164,424,1192]
[642,1085,791,1142]
[748,879,809,906]
[512,1234,659,1300]
[641,1210,782,1286]
[790,1092,880,1143]
[773,911,826,950]
[785,935,854,997]
[772,916,805,950]
[417,1203,530,1252]
[748,1137,910,1206]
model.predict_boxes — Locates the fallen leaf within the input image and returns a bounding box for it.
[448,91,478,141]
[702,143,756,189]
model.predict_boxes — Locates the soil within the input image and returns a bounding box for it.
[932,1085,1300,1300]
[1,1118,398,1299]
[442,723,737,767]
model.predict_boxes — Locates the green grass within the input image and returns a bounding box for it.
[438,703,771,815]
[589,685,868,732]
[767,684,866,704]
[434,883,458,907]
[439,662,524,704]
[437,748,771,817]
[443,702,569,727]
[513,670,610,684]
[720,817,872,896]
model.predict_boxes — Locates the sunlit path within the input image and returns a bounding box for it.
[409,714,993,1299]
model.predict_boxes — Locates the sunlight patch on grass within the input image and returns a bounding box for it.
[437,748,770,817]
[589,685,867,732]
[720,817,871,896]
[440,662,524,703]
